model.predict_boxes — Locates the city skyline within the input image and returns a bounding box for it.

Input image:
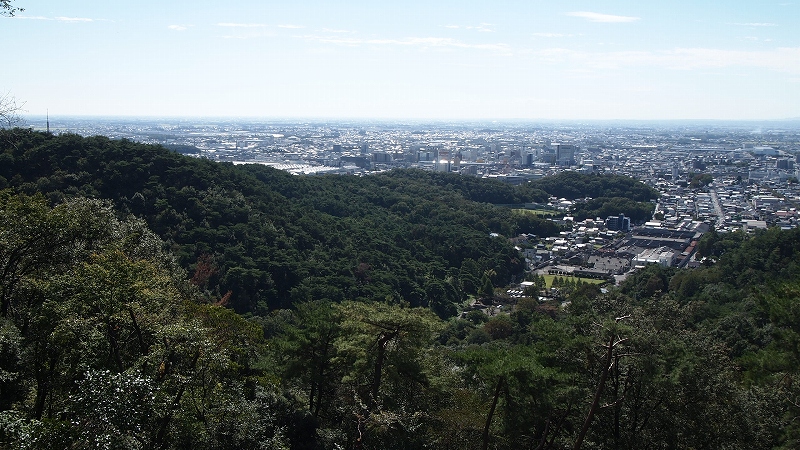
[4,0,799,121]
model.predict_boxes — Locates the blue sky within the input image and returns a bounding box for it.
[3,0,799,120]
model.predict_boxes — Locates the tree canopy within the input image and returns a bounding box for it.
[5,129,795,448]
[0,130,660,316]
[0,129,549,314]
[528,172,659,202]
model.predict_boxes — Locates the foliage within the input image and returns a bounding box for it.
[689,173,714,188]
[4,129,800,448]
[695,228,747,260]
[0,130,538,315]
[0,130,659,317]
[0,192,281,449]
[569,196,656,223]
[528,172,659,202]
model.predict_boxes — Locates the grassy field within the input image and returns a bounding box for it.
[542,274,608,289]
[512,208,559,217]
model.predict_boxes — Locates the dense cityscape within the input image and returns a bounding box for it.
[25,116,800,292]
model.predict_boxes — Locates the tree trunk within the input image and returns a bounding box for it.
[574,333,616,450]
[33,349,59,420]
[128,307,148,356]
[370,330,397,408]
[154,350,200,450]
[482,376,504,450]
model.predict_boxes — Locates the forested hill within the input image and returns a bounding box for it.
[528,171,658,201]
[0,129,554,314]
[0,129,658,315]
[4,128,800,448]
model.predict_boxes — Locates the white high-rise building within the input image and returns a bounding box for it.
[436,150,451,172]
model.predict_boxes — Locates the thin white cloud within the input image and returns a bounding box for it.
[664,47,799,72]
[217,22,267,28]
[444,23,494,32]
[567,11,640,23]
[219,31,275,39]
[530,46,800,74]
[15,15,96,22]
[412,36,506,51]
[744,36,774,42]
[731,22,778,27]
[298,34,511,54]
[55,16,93,22]
[278,24,304,29]
[321,28,353,33]
[168,24,190,31]
[532,32,572,38]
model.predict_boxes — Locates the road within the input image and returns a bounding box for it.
[709,188,725,228]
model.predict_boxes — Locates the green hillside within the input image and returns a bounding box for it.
[3,129,796,449]
[0,129,556,315]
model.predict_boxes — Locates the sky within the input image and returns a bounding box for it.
[3,0,799,121]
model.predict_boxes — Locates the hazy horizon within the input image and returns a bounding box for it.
[5,0,799,121]
[23,114,800,127]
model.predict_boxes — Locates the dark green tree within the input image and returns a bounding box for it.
[333,301,443,449]
[479,273,495,300]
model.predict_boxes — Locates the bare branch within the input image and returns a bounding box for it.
[0,0,23,17]
[600,396,626,409]
[0,92,25,128]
